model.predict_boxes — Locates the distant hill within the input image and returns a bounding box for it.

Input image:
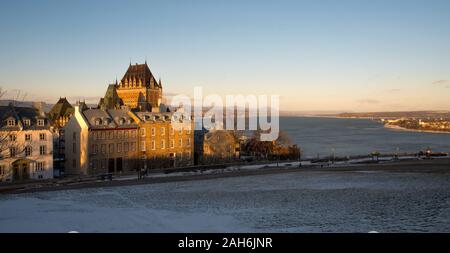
[0,100,99,113]
[0,100,53,113]
[336,111,450,119]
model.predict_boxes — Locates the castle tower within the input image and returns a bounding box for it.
[115,62,163,111]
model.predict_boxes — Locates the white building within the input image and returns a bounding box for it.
[0,104,54,182]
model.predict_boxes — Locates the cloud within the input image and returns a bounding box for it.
[385,89,401,93]
[357,99,380,104]
[432,80,449,85]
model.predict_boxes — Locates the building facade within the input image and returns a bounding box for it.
[0,104,54,182]
[131,112,194,169]
[64,106,140,176]
[48,97,75,176]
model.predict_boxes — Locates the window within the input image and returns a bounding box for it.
[36,162,45,171]
[131,142,136,152]
[124,143,129,152]
[161,127,165,136]
[108,131,113,139]
[37,119,45,126]
[95,119,102,126]
[161,140,165,149]
[9,134,16,142]
[39,145,47,155]
[24,119,31,126]
[151,127,155,136]
[187,138,191,147]
[151,140,155,150]
[25,146,32,156]
[171,139,174,149]
[0,165,5,175]
[94,144,98,154]
[7,119,15,127]
[140,128,146,137]
[108,143,114,153]
[73,143,76,154]
[125,131,129,138]
[117,143,122,153]
[141,141,146,151]
[10,147,16,157]
[170,127,174,135]
[131,130,136,138]
[91,159,98,169]
[101,144,106,154]
[25,134,32,141]
[179,139,183,147]
[39,133,46,141]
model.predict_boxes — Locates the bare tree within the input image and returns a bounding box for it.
[0,88,29,180]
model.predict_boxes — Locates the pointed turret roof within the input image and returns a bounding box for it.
[48,97,74,120]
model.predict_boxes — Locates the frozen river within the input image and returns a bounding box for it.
[1,169,450,232]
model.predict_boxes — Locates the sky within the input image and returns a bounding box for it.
[0,0,449,112]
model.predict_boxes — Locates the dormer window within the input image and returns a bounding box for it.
[7,119,15,127]
[23,119,31,126]
[103,119,109,126]
[37,119,45,126]
[119,118,125,125]
[95,118,102,126]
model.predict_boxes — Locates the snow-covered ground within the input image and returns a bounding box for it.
[1,169,449,232]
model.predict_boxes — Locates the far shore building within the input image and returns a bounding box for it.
[64,106,140,176]
[0,104,54,182]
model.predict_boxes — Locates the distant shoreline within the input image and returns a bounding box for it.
[384,124,450,135]
[280,115,370,119]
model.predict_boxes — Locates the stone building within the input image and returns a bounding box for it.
[0,104,54,182]
[47,97,75,176]
[194,129,240,164]
[98,84,124,110]
[48,97,74,129]
[114,62,163,111]
[64,106,140,175]
[131,111,194,169]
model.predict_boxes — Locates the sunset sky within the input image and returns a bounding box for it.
[0,0,449,112]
